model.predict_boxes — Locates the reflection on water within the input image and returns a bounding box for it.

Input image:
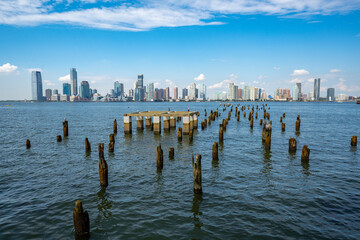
[301,160,310,176]
[191,195,203,230]
[262,149,273,175]
[96,188,113,219]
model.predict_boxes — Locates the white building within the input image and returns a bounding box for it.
[189,83,196,100]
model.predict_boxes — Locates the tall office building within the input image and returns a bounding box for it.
[243,86,250,100]
[250,86,256,101]
[135,88,145,101]
[199,84,206,100]
[70,68,78,96]
[293,85,299,101]
[174,87,178,100]
[114,81,122,97]
[254,87,259,100]
[327,88,335,101]
[45,89,52,101]
[238,89,242,100]
[63,83,71,96]
[228,83,235,100]
[137,74,143,88]
[165,87,170,100]
[296,83,302,98]
[182,88,188,99]
[79,81,91,99]
[52,89,58,95]
[189,83,196,100]
[31,71,44,101]
[314,78,321,100]
[147,83,155,101]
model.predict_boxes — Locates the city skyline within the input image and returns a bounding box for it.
[1,1,360,100]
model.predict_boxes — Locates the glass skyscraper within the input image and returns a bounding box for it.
[293,85,299,101]
[137,74,143,88]
[327,88,335,101]
[79,81,90,99]
[114,81,123,97]
[70,68,78,96]
[314,78,321,100]
[31,71,44,101]
[63,83,71,96]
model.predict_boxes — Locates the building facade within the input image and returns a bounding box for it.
[174,87,178,100]
[70,68,78,96]
[314,78,321,100]
[79,81,91,99]
[63,83,71,96]
[327,88,335,101]
[31,71,44,101]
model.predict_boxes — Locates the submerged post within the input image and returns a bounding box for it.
[123,114,132,134]
[178,127,182,141]
[296,115,301,132]
[157,145,163,170]
[113,119,117,134]
[289,137,296,153]
[189,129,193,142]
[73,200,90,237]
[219,124,224,143]
[85,137,91,152]
[212,142,218,161]
[26,139,31,149]
[98,143,108,187]
[351,136,357,146]
[170,116,176,128]
[301,145,310,162]
[282,123,285,132]
[169,147,174,159]
[63,119,68,137]
[57,135,62,142]
[192,154,202,194]
[264,122,272,150]
[108,133,115,153]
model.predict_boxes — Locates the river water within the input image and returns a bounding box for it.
[0,101,359,239]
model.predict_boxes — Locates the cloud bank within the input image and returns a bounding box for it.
[0,63,18,73]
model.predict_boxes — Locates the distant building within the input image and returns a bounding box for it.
[293,85,299,101]
[51,94,60,101]
[60,95,69,101]
[52,89,58,95]
[309,91,314,101]
[296,83,302,98]
[165,87,170,100]
[243,86,250,100]
[31,71,44,101]
[237,89,242,100]
[79,81,91,99]
[275,88,291,100]
[199,84,206,100]
[336,94,348,101]
[147,83,155,101]
[189,83,196,100]
[228,83,235,100]
[63,83,71,96]
[314,78,321,100]
[174,87,178,100]
[327,88,335,101]
[45,89,52,101]
[135,87,145,101]
[129,89,134,97]
[250,86,256,101]
[182,88,188,99]
[137,74,143,88]
[114,81,124,98]
[70,68,78,96]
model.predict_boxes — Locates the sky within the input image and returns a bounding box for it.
[0,0,360,100]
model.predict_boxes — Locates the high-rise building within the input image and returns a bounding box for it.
[52,89,58,95]
[114,81,122,97]
[189,83,196,100]
[165,87,170,100]
[199,84,206,100]
[79,81,91,99]
[296,82,302,98]
[228,83,235,100]
[250,86,256,101]
[234,85,238,100]
[70,68,78,96]
[314,78,321,100]
[129,89,134,97]
[327,88,335,101]
[63,83,71,96]
[254,87,260,100]
[45,89,52,101]
[238,89,242,100]
[182,88,188,99]
[137,74,143,88]
[293,85,299,101]
[135,88,145,101]
[243,86,250,100]
[147,83,155,101]
[31,71,44,101]
[174,87,178,100]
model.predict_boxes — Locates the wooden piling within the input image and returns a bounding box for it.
[289,137,296,153]
[189,129,193,142]
[73,200,90,237]
[63,119,68,137]
[237,113,240,121]
[192,155,202,194]
[57,135,62,142]
[351,136,357,146]
[219,124,224,143]
[108,134,115,152]
[244,112,246,118]
[169,147,174,159]
[157,145,163,170]
[212,142,218,161]
[178,127,182,141]
[282,123,285,132]
[283,113,285,118]
[113,119,117,134]
[98,143,108,187]
[85,138,91,152]
[280,116,282,122]
[264,122,272,150]
[301,145,310,162]
[26,139,31,149]
[250,117,253,128]
[296,119,301,132]
[260,119,263,125]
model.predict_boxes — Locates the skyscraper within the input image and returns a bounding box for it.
[70,68,78,96]
[293,85,299,101]
[314,78,321,100]
[165,87,170,100]
[228,83,235,100]
[45,89,52,101]
[137,74,143,88]
[31,71,44,101]
[199,84,206,100]
[243,86,250,100]
[189,83,196,100]
[114,81,121,97]
[63,83,71,96]
[174,87,178,100]
[296,82,302,98]
[147,83,155,101]
[79,81,90,99]
[182,88,188,99]
[250,86,256,101]
[327,88,335,101]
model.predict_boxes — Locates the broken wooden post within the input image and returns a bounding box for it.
[289,137,297,153]
[145,116,152,128]
[153,116,161,135]
[26,139,31,149]
[57,135,62,142]
[169,147,174,159]
[283,113,285,118]
[85,138,91,152]
[244,112,246,118]
[264,122,272,150]
[301,145,310,162]
[219,124,224,143]
[282,123,285,132]
[63,119,68,137]
[113,119,117,134]
[136,116,144,130]
[351,136,357,146]
[250,117,253,128]
[280,116,282,122]
[73,200,90,237]
[108,133,115,153]
[260,119,263,125]
[183,116,190,135]
[208,116,211,125]
[170,117,176,129]
[266,112,270,120]
[178,127,182,141]
[98,143,108,187]
[157,145,163,170]
[296,118,301,132]
[204,109,207,117]
[212,142,218,161]
[123,114,132,134]
[189,129,193,142]
[237,113,240,121]
[192,154,202,194]
[255,112,258,119]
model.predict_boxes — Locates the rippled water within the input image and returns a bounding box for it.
[0,101,359,239]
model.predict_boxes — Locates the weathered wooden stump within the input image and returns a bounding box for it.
[109,133,115,143]
[204,110,207,117]
[85,138,91,152]
[244,112,246,118]
[250,117,253,128]
[264,123,272,150]
[169,147,174,159]
[296,119,301,132]
[98,143,108,187]
[113,119,117,134]
[212,142,218,161]
[289,137,297,153]
[280,116,283,122]
[108,134,115,153]
[237,113,240,121]
[255,112,258,119]
[260,119,263,125]
[266,112,270,120]
[57,135,62,142]
[301,145,310,162]
[282,123,285,132]
[351,136,357,146]
[26,139,31,149]
[157,145,163,170]
[178,127,182,141]
[219,124,224,143]
[192,155,202,194]
[73,200,90,237]
[63,119,68,137]
[189,129,193,142]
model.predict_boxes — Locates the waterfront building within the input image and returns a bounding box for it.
[199,84,206,100]
[243,86,250,100]
[238,89,242,100]
[129,89,134,97]
[45,89,52,101]
[296,82,302,98]
[51,94,60,101]
[63,83,71,96]
[52,89,58,95]
[336,94,348,101]
[314,78,321,100]
[137,74,143,88]
[174,87,178,100]
[189,83,196,100]
[293,85,299,101]
[254,87,260,100]
[250,86,256,101]
[147,83,155,101]
[182,88,188,99]
[261,92,267,100]
[327,88,335,101]
[60,95,69,101]
[114,81,124,98]
[79,81,91,99]
[70,68,78,96]
[135,87,145,101]
[228,83,235,100]
[309,91,314,101]
[31,71,44,101]
[275,88,291,100]
[165,87,170,100]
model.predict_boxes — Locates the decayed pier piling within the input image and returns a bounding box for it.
[98,143,108,187]
[289,137,296,153]
[192,155,202,194]
[108,133,115,152]
[63,119,68,137]
[26,139,31,149]
[85,138,91,152]
[57,135,62,142]
[212,142,218,161]
[282,123,285,132]
[113,119,117,134]
[351,136,357,146]
[157,145,163,170]
[123,114,132,134]
[169,147,174,159]
[219,124,224,143]
[73,200,90,237]
[301,145,310,162]
[178,127,182,141]
[296,115,301,132]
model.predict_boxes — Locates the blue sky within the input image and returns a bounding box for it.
[0,0,360,100]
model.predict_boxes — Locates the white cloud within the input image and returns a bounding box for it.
[154,82,160,87]
[307,78,314,83]
[290,78,302,83]
[330,69,341,73]
[335,78,347,91]
[165,79,174,87]
[229,73,238,80]
[291,69,310,76]
[0,63,18,73]
[194,73,206,81]
[26,68,42,73]
[208,79,231,89]
[58,74,70,82]
[44,80,55,86]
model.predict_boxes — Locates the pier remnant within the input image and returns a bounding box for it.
[170,117,176,128]
[351,136,357,146]
[123,114,132,134]
[289,138,296,153]
[301,145,310,162]
[183,116,190,135]
[113,119,117,134]
[85,138,91,152]
[212,142,218,161]
[26,139,31,149]
[169,147,174,159]
[189,129,193,142]
[282,123,285,132]
[108,134,115,153]
[296,115,301,132]
[57,135,62,142]
[157,145,163,170]
[219,124,224,143]
[145,117,152,128]
[73,200,90,237]
[263,122,272,150]
[63,119,68,137]
[192,155,202,194]
[98,143,108,187]
[136,116,144,130]
[153,116,161,135]
[163,116,170,131]
[260,119,263,125]
[178,127,182,141]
